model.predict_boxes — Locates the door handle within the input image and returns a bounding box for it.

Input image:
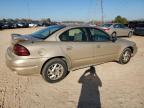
[66,46,73,50]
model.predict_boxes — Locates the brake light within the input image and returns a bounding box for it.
[104,28,110,32]
[13,44,30,56]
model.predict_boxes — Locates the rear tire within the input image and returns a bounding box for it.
[42,58,68,83]
[119,48,132,64]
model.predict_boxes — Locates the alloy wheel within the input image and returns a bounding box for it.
[47,63,64,80]
[122,50,131,63]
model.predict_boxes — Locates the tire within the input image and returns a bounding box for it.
[42,58,68,83]
[119,48,132,64]
[128,31,133,38]
[111,32,116,37]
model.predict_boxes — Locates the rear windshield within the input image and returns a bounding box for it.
[101,24,112,27]
[31,25,65,39]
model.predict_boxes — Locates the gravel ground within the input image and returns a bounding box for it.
[0,28,144,108]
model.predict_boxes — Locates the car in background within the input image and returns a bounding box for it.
[16,23,24,28]
[0,22,16,29]
[134,23,144,36]
[0,22,3,29]
[1,22,9,29]
[42,22,51,27]
[16,22,29,28]
[100,23,133,37]
[5,25,137,83]
[29,23,38,27]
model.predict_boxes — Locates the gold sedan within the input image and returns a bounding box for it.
[5,25,137,83]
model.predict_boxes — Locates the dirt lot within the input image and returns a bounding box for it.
[0,28,144,108]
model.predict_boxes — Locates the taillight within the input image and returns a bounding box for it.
[13,44,30,56]
[104,28,110,32]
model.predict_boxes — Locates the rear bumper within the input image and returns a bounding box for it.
[5,48,41,75]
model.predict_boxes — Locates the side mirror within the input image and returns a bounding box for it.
[111,35,117,42]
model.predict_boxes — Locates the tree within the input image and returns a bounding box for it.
[47,18,51,24]
[114,16,122,23]
[114,16,128,24]
[40,18,51,25]
[2,18,7,23]
[122,17,128,24]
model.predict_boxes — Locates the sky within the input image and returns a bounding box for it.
[0,0,144,21]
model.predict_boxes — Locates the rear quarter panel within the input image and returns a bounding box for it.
[19,41,72,71]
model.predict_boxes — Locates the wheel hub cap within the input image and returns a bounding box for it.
[47,63,64,80]
[122,51,131,62]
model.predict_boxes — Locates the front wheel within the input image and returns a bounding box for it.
[119,48,132,64]
[42,58,68,83]
[111,32,117,37]
[128,31,133,38]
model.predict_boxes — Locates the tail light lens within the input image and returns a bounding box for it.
[104,28,110,32]
[13,44,30,56]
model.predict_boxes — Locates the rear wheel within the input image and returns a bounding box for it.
[42,58,68,83]
[119,48,132,64]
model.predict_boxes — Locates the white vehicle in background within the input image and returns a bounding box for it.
[100,23,133,38]
[29,23,38,27]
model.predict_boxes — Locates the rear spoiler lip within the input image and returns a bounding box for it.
[11,33,21,40]
[11,34,29,41]
[11,34,41,45]
[11,34,29,45]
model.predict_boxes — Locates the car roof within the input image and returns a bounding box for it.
[103,23,123,25]
[62,24,99,29]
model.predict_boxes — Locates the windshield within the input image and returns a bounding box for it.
[31,25,65,39]
[101,24,112,27]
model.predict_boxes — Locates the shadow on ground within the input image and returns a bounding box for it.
[77,66,102,108]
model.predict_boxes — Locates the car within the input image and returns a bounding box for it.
[29,23,38,27]
[5,25,137,83]
[16,23,23,28]
[16,22,29,28]
[0,22,16,29]
[100,23,133,37]
[0,22,3,30]
[134,23,144,36]
[1,22,9,29]
[42,22,51,27]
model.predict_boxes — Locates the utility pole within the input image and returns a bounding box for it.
[100,0,104,24]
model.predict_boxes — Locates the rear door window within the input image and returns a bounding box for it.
[59,28,87,42]
[120,24,125,28]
